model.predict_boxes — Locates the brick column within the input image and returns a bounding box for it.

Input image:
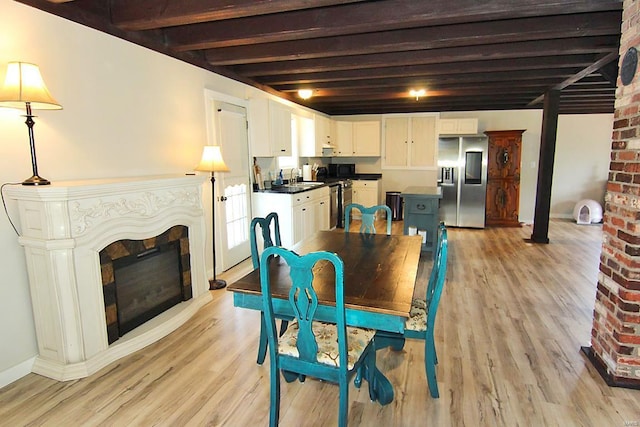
[588,0,640,387]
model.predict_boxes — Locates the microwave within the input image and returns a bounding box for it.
[328,163,355,178]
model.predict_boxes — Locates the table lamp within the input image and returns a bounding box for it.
[195,145,230,290]
[0,62,62,185]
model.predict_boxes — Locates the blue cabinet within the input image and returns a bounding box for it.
[401,186,442,252]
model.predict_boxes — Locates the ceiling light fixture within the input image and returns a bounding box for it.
[298,89,313,100]
[409,89,426,101]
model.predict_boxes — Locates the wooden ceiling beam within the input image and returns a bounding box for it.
[111,0,367,31]
[527,51,619,106]
[163,0,621,49]
[202,12,621,64]
[231,36,619,77]
[260,55,600,85]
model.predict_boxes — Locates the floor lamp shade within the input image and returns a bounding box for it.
[0,62,62,185]
[195,145,230,290]
[195,145,230,173]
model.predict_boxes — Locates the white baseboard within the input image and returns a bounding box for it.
[0,357,35,389]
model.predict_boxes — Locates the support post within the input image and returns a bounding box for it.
[530,89,560,244]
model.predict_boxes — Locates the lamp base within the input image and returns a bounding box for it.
[22,175,50,186]
[209,278,227,290]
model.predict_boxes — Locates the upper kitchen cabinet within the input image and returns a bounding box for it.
[438,118,478,135]
[332,120,381,157]
[300,113,332,157]
[249,98,292,157]
[316,114,332,150]
[383,114,438,168]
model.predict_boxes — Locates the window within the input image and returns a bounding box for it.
[277,115,299,171]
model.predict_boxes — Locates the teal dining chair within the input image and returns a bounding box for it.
[259,246,379,427]
[344,203,392,235]
[249,213,290,365]
[375,223,448,398]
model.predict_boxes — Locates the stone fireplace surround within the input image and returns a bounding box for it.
[4,175,210,381]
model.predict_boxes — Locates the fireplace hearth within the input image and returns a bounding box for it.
[4,175,210,381]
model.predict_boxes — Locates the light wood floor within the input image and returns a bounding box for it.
[2,220,639,426]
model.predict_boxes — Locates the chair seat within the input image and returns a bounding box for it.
[278,320,375,370]
[405,298,428,332]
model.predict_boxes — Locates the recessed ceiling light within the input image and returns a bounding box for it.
[298,89,313,99]
[409,89,426,100]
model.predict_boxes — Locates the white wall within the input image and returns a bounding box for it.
[0,0,257,386]
[552,114,613,218]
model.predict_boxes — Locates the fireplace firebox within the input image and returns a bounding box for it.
[100,225,192,344]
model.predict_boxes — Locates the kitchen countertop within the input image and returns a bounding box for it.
[253,182,330,194]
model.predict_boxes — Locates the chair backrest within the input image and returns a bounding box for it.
[426,225,448,329]
[250,213,282,269]
[259,246,348,368]
[425,223,446,305]
[344,203,392,235]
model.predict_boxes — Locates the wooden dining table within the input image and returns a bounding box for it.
[227,230,423,405]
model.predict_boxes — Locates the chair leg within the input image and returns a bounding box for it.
[338,377,349,427]
[425,334,439,398]
[257,313,268,365]
[269,363,281,427]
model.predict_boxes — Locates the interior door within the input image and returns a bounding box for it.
[214,101,252,270]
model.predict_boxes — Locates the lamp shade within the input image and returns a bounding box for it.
[195,145,230,173]
[0,62,62,110]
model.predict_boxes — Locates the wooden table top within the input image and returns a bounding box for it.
[228,230,423,318]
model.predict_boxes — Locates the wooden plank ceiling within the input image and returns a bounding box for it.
[22,0,622,115]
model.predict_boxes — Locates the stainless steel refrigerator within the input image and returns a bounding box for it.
[437,135,488,228]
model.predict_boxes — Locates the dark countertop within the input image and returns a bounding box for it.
[317,173,382,182]
[352,173,382,180]
[253,182,330,194]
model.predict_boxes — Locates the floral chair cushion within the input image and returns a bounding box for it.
[405,298,428,332]
[278,320,375,370]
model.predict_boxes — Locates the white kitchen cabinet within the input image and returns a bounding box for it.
[438,118,478,135]
[316,114,333,152]
[300,113,332,157]
[353,121,381,156]
[293,192,330,243]
[333,120,381,156]
[249,98,292,157]
[252,186,330,247]
[333,121,354,156]
[383,115,438,168]
[352,179,380,207]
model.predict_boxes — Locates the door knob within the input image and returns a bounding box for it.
[219,196,228,202]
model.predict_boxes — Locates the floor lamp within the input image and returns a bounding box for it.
[195,145,230,290]
[0,62,62,185]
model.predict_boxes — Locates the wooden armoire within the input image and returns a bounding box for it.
[484,130,525,227]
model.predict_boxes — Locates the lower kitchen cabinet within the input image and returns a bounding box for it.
[252,186,330,247]
[351,179,380,219]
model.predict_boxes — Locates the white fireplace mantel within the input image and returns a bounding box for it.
[4,174,211,381]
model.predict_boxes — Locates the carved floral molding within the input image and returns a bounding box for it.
[70,189,202,236]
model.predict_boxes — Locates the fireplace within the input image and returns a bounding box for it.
[101,225,192,344]
[4,175,210,381]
